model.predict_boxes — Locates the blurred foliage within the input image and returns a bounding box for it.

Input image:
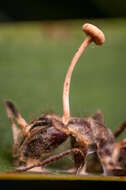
[0,19,126,172]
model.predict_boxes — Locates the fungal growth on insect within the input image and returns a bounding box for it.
[5,23,126,176]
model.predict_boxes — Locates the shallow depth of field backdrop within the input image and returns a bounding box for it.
[0,1,126,172]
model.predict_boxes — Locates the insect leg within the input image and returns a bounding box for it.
[92,110,104,125]
[114,121,126,138]
[5,100,29,136]
[5,102,20,158]
[96,140,121,176]
[70,137,84,168]
[88,121,126,174]
[16,148,84,172]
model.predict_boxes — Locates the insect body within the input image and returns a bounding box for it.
[5,103,68,171]
[52,117,122,176]
[5,23,126,176]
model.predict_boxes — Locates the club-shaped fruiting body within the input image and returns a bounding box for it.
[82,23,105,45]
[5,23,126,176]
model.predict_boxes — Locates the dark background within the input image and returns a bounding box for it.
[0,180,126,190]
[0,0,126,21]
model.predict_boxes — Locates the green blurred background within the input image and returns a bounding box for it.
[0,1,126,172]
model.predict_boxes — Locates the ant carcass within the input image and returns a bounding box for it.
[5,23,126,176]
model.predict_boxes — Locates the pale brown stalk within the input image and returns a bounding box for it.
[62,23,105,124]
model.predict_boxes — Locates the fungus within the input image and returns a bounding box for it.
[62,23,105,124]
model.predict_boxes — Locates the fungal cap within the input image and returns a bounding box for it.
[82,23,105,45]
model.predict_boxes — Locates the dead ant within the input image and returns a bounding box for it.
[5,23,126,176]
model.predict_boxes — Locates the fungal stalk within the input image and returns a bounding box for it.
[62,23,105,124]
